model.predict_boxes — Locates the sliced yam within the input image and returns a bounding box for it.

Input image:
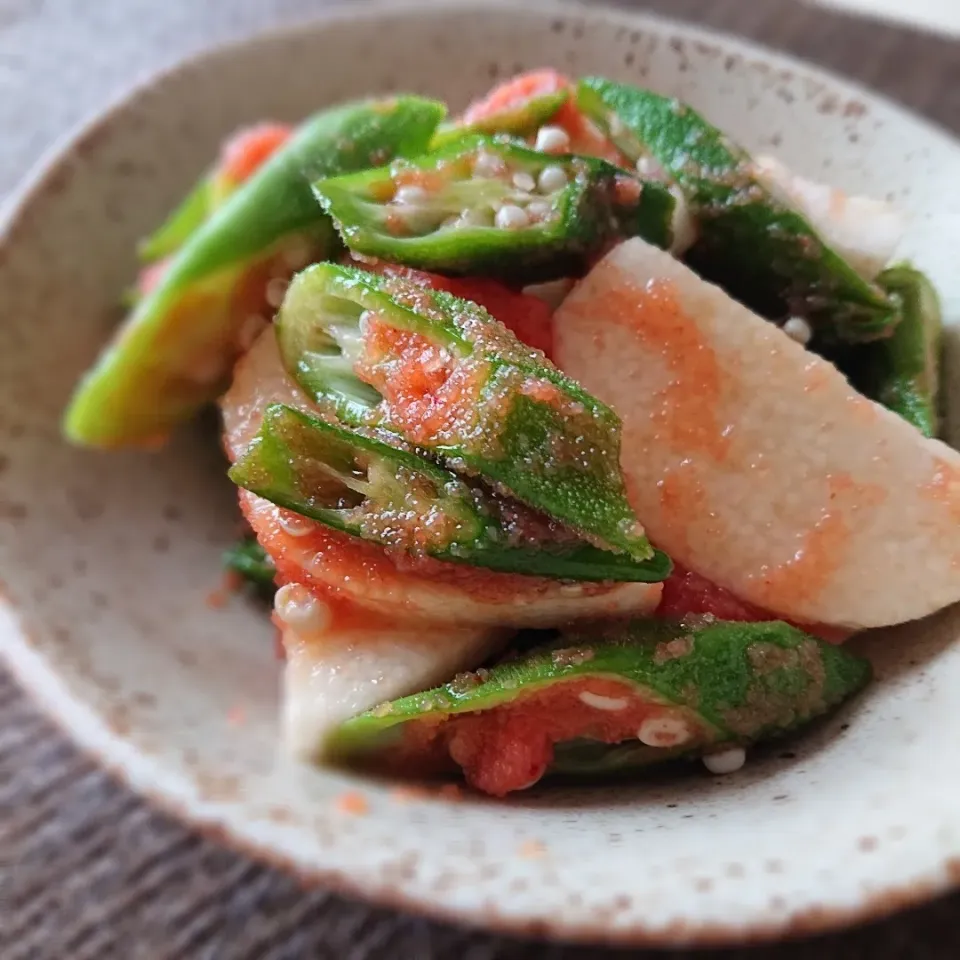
[220,324,315,459]
[553,237,960,629]
[751,155,906,281]
[221,329,663,627]
[240,491,661,627]
[279,601,506,760]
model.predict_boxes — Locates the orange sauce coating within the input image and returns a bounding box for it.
[397,677,701,796]
[355,317,484,447]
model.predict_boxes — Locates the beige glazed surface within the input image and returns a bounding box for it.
[2,0,960,946]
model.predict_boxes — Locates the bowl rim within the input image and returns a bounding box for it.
[3,0,960,946]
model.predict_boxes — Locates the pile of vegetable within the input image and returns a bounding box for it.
[64,70,960,797]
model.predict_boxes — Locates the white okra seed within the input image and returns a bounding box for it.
[274,583,331,634]
[278,513,314,537]
[265,277,290,309]
[535,125,571,153]
[472,151,503,178]
[393,184,428,204]
[637,716,691,748]
[783,316,813,346]
[512,171,536,192]
[525,200,552,221]
[702,746,746,775]
[495,204,530,230]
[458,207,493,228]
[537,165,568,194]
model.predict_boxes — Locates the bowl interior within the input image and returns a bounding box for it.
[2,1,960,944]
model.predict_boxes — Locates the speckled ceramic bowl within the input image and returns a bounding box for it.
[2,0,960,946]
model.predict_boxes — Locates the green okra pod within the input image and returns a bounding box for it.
[139,173,214,263]
[63,96,446,448]
[276,262,653,560]
[229,403,671,582]
[330,619,872,778]
[312,136,675,281]
[858,264,942,437]
[576,77,898,343]
[430,88,570,149]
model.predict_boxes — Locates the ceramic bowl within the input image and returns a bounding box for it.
[2,0,960,947]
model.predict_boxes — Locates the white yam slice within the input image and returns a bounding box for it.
[751,154,906,280]
[553,237,960,629]
[222,329,663,627]
[220,324,316,460]
[278,592,506,760]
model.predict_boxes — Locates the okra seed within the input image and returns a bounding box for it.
[265,277,290,308]
[458,207,493,228]
[579,691,628,711]
[274,583,331,635]
[537,165,568,194]
[495,204,530,230]
[512,171,536,192]
[394,184,428,204]
[525,200,553,222]
[636,155,665,179]
[278,513,314,537]
[534,125,571,154]
[358,309,374,334]
[637,715,691,748]
[702,746,746,775]
[473,151,503,178]
[783,316,813,346]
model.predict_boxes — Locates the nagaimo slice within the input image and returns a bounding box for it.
[277,594,506,759]
[221,329,663,627]
[750,155,906,282]
[553,237,960,629]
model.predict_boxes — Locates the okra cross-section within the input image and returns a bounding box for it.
[577,77,898,343]
[852,265,942,437]
[276,262,653,560]
[312,136,675,281]
[229,403,671,582]
[329,619,872,794]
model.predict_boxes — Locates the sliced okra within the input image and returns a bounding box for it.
[430,87,570,148]
[276,262,653,560]
[853,264,942,437]
[312,136,675,282]
[329,619,872,793]
[577,77,898,344]
[63,96,446,448]
[139,174,214,263]
[229,403,671,582]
